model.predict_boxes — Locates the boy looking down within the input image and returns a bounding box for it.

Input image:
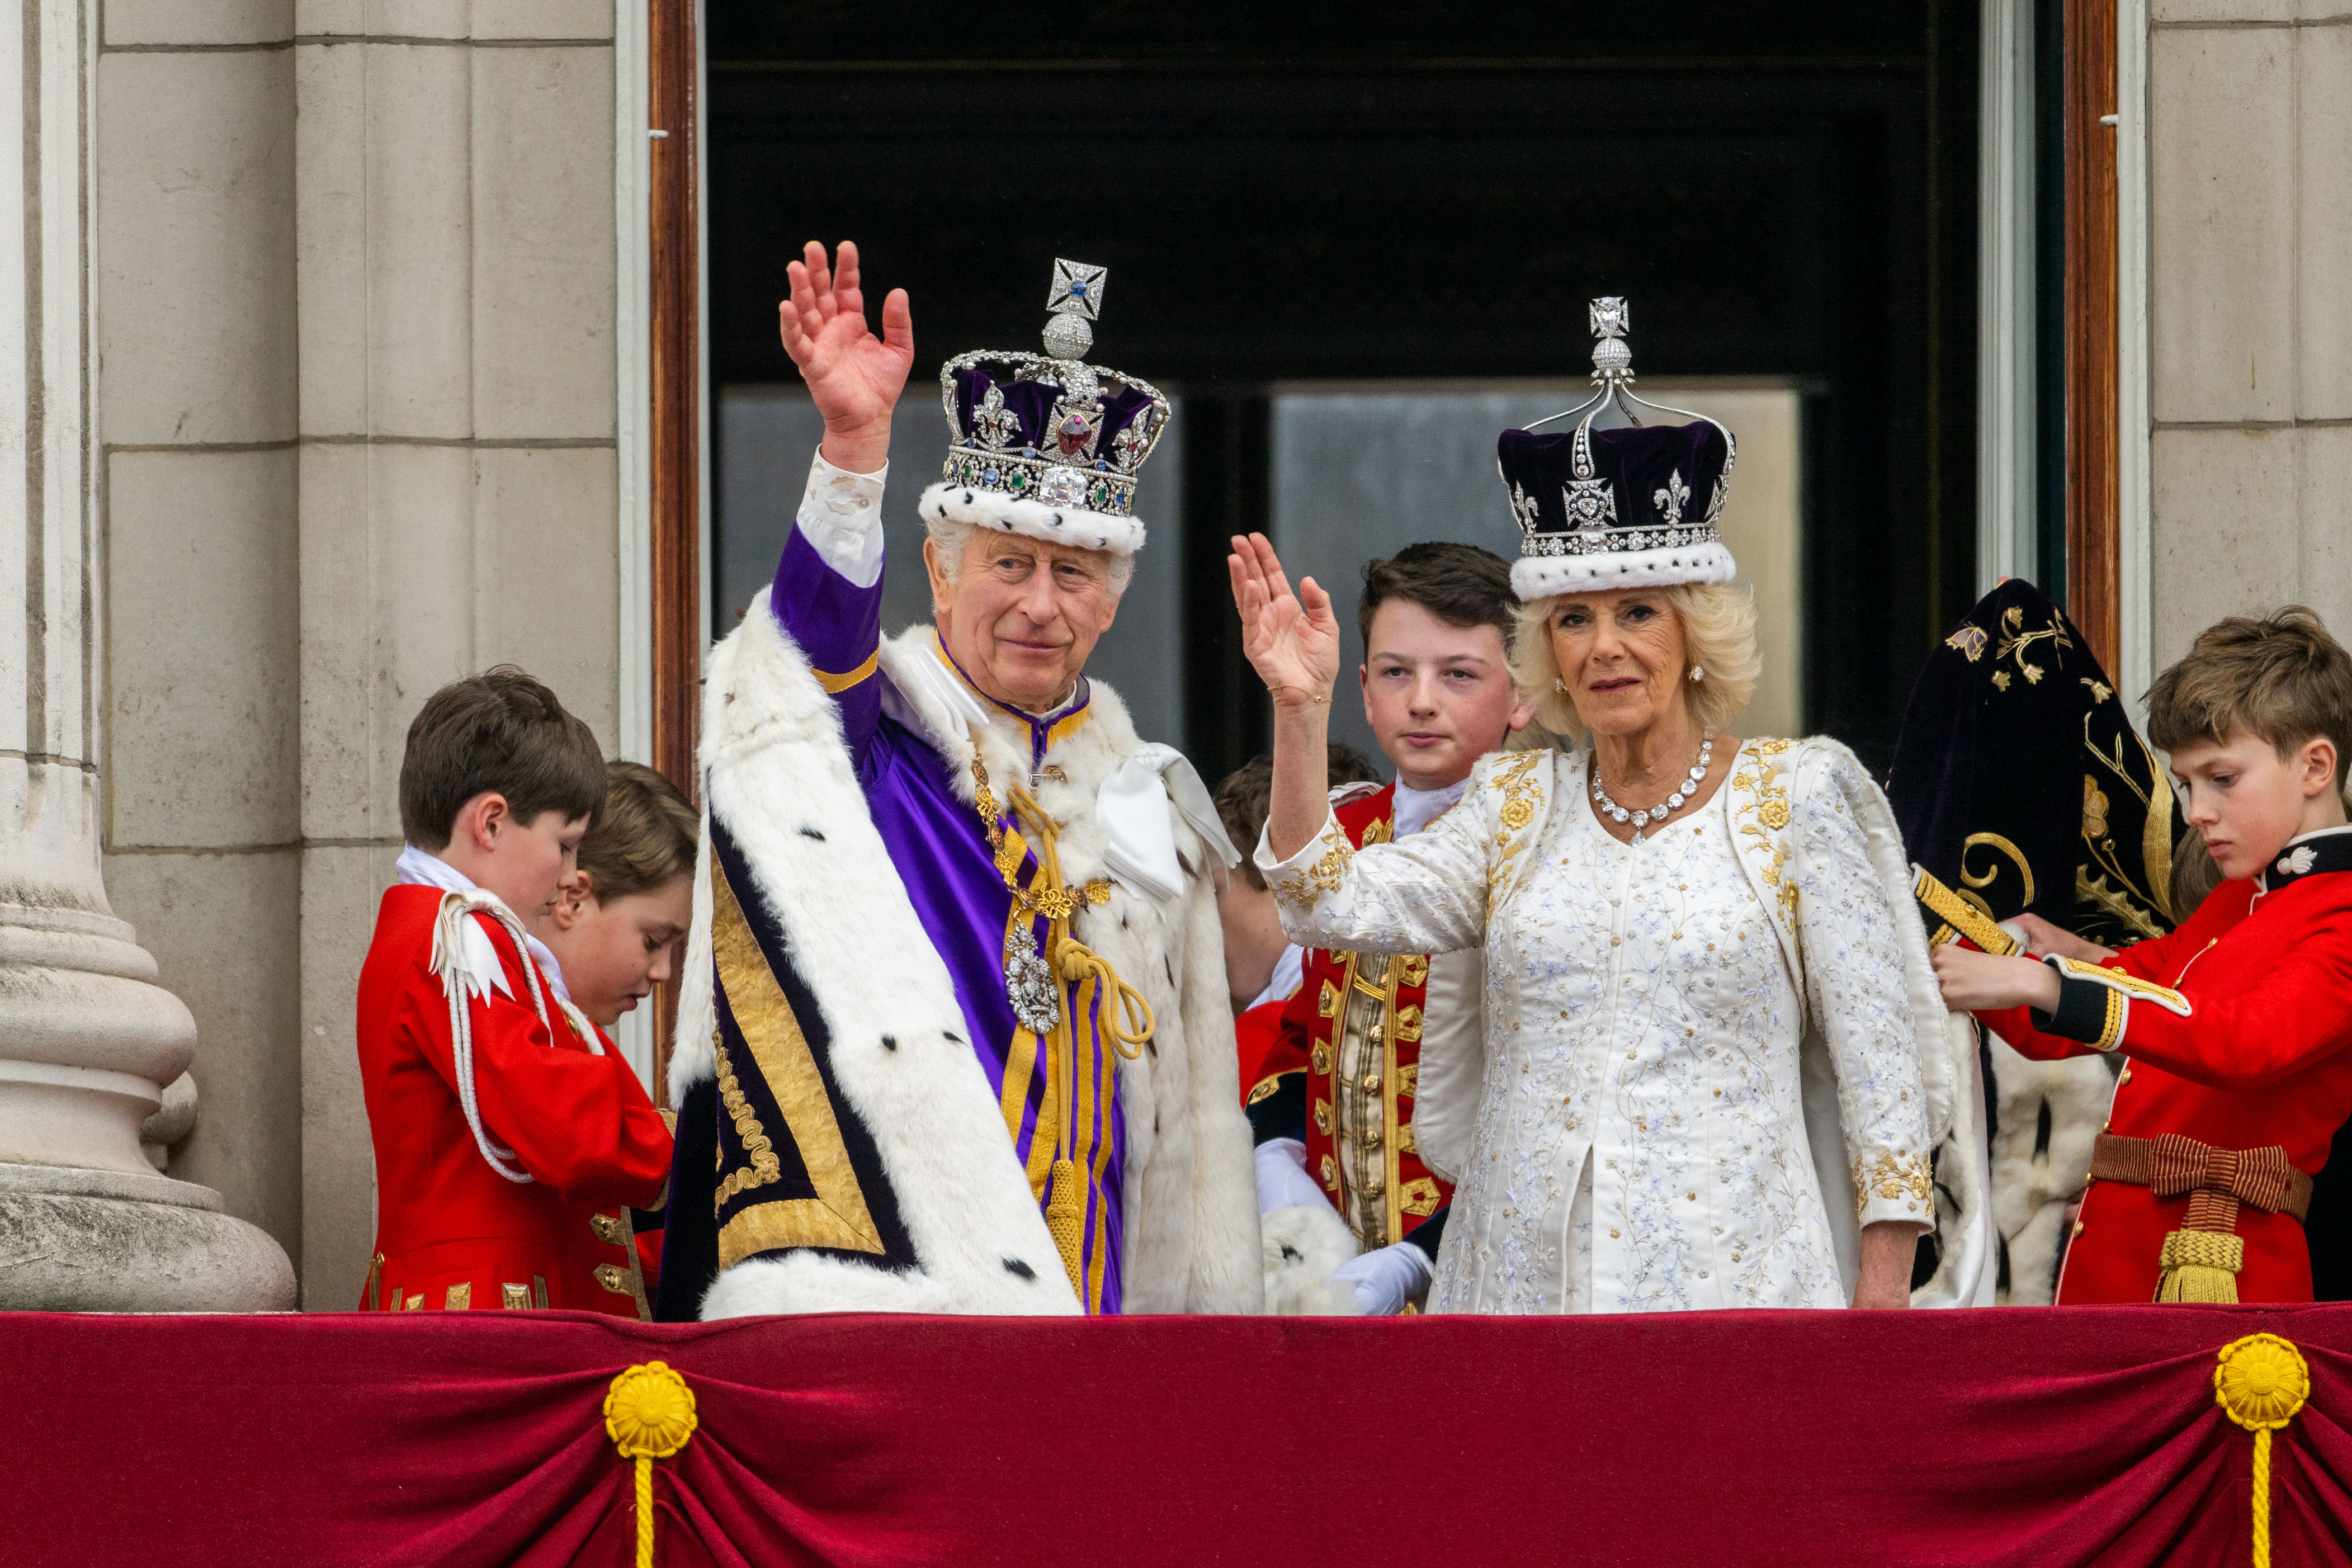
[358,667,674,1316]
[1244,541,1534,1314]
[1935,608,2352,1303]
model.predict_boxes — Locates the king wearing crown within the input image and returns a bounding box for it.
[655,244,1261,1319]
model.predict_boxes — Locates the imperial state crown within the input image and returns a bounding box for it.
[920,258,1171,558]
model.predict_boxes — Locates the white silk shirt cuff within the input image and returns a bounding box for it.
[796,446,889,589]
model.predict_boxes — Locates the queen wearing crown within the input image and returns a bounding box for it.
[1233,301,1980,1313]
[656,244,1260,1319]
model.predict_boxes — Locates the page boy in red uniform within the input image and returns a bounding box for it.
[358,667,674,1316]
[1244,542,1534,1313]
[1935,608,2352,1303]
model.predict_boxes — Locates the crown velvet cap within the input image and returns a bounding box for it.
[919,258,1169,558]
[1499,418,1737,600]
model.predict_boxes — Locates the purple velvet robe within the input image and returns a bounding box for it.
[771,529,1126,1312]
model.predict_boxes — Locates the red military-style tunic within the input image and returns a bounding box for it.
[1980,827,2352,1304]
[357,885,674,1316]
[1248,784,1454,1249]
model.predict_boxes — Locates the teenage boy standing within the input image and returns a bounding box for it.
[1935,609,2352,1303]
[1244,542,1534,1313]
[357,668,674,1316]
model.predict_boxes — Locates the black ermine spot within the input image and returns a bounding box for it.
[943,1029,964,1044]
[798,826,825,841]
[1280,1245,1302,1264]
[1003,1258,1036,1280]
[881,1033,898,1051]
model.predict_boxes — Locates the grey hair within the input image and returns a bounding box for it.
[924,514,1135,599]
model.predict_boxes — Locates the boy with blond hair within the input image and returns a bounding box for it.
[1935,608,2352,1303]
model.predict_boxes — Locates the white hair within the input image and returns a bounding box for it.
[924,513,1134,599]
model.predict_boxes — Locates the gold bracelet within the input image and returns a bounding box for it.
[1267,683,1329,705]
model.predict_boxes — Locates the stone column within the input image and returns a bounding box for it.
[2147,7,2352,661]
[0,0,291,1309]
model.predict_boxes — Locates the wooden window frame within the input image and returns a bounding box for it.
[648,0,701,1101]
[2063,0,2121,672]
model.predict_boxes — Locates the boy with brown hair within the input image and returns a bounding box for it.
[1243,540,1534,1314]
[1935,607,2352,1303]
[358,667,674,1316]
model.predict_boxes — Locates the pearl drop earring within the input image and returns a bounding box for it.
[1689,665,1705,682]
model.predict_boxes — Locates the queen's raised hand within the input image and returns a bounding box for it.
[778,239,913,475]
[1227,532,1341,711]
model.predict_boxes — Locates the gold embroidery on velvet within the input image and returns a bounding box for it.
[443,1282,472,1311]
[712,1038,782,1205]
[1311,1041,1332,1075]
[1485,753,1547,899]
[1400,954,1429,988]
[1401,1177,1442,1217]
[1394,1004,1424,1043]
[591,1212,629,1247]
[502,1282,532,1310]
[595,1264,631,1294]
[532,1277,548,1309]
[1314,1099,1333,1136]
[1317,979,1342,1019]
[710,856,886,1269]
[1398,1062,1419,1095]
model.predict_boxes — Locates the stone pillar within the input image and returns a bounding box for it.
[0,0,292,1309]
[2147,6,2352,662]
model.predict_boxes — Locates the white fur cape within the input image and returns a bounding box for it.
[672,598,1262,1316]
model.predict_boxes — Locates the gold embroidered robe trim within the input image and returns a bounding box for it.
[710,856,887,1269]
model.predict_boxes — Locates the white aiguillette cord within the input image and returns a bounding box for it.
[428,888,603,1184]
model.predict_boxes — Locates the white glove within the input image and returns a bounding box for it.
[1324,1239,1434,1315]
[1254,1138,1333,1217]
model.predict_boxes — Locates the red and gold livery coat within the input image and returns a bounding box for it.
[1975,833,2352,1304]
[357,885,673,1317]
[1247,784,1453,1248]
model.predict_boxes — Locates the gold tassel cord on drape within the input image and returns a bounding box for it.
[2158,1229,2246,1303]
[606,1362,697,1568]
[2216,1334,2309,1568]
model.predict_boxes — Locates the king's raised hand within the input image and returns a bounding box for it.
[778,240,913,474]
[1227,533,1341,711]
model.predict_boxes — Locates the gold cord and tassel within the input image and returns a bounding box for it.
[605,1362,697,1568]
[970,749,1159,1302]
[2157,1229,2246,1303]
[2216,1334,2309,1568]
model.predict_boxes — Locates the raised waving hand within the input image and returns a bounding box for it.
[778,240,913,474]
[1227,532,1342,710]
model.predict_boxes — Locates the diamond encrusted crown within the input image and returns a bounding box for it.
[935,258,1171,521]
[1495,299,1741,598]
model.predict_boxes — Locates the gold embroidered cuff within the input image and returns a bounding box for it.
[1853,1147,1933,1220]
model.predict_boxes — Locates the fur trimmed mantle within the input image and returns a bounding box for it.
[666,598,1261,1317]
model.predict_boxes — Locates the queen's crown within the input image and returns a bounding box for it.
[936,258,1170,519]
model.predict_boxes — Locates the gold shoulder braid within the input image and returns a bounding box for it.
[969,748,1155,1296]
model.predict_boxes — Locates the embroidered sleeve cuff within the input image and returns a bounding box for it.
[1852,1147,1934,1225]
[795,447,890,589]
[2030,956,2189,1052]
[1254,811,1354,912]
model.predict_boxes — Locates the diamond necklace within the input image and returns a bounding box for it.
[1592,738,1714,844]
